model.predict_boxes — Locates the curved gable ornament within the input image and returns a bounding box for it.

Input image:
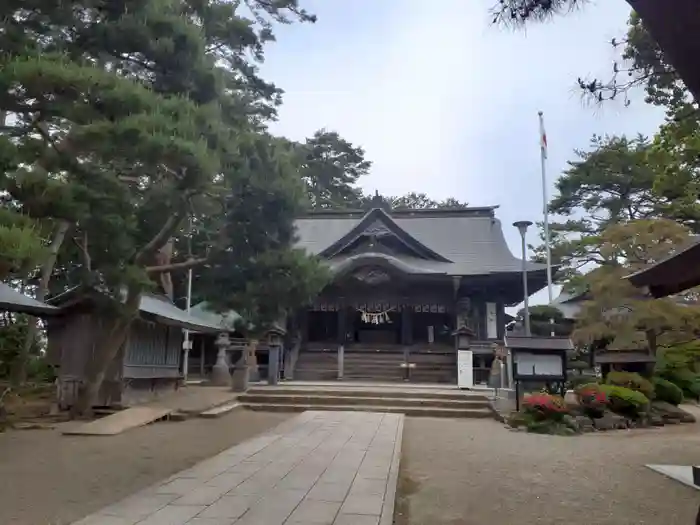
[352,267,391,285]
[362,220,391,238]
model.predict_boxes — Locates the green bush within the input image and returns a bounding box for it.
[659,367,700,400]
[26,356,56,383]
[568,375,598,390]
[653,377,684,406]
[598,384,650,418]
[606,371,655,399]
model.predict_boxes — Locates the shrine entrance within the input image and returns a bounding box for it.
[349,308,402,346]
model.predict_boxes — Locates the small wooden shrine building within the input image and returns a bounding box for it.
[46,287,222,408]
[626,237,700,297]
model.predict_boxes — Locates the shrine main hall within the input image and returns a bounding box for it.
[287,197,549,384]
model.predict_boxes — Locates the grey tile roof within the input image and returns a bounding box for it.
[551,289,587,320]
[505,335,574,351]
[189,301,242,332]
[139,295,223,333]
[0,282,58,316]
[294,208,547,276]
[49,286,223,332]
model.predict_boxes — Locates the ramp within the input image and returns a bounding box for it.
[63,406,173,436]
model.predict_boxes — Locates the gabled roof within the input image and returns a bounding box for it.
[319,208,451,262]
[48,286,222,333]
[295,206,548,277]
[0,282,58,316]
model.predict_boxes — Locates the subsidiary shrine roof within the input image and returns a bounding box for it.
[626,237,700,298]
[294,205,548,278]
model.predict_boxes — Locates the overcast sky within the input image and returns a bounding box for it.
[261,0,666,309]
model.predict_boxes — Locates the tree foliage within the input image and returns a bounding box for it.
[571,220,700,353]
[0,0,323,411]
[516,305,573,337]
[297,129,371,209]
[532,135,668,281]
[383,192,469,210]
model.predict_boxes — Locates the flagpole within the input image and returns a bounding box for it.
[539,111,555,336]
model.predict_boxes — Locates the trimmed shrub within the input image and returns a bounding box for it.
[522,393,568,422]
[659,367,700,400]
[568,375,598,390]
[653,377,684,406]
[598,384,650,418]
[606,371,655,399]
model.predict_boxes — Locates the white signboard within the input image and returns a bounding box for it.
[515,352,563,377]
[457,350,474,389]
[486,302,497,339]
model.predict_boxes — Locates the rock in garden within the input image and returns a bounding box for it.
[594,412,627,431]
[574,415,595,433]
[649,414,665,426]
[651,401,697,423]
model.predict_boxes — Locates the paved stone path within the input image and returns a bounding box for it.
[73,411,404,525]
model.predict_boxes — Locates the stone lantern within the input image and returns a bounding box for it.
[452,325,475,351]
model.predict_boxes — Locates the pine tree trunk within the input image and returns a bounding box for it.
[627,0,700,104]
[71,288,141,418]
[10,220,69,386]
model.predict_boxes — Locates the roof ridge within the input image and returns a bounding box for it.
[297,206,498,219]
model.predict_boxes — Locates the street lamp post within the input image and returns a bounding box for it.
[513,220,533,336]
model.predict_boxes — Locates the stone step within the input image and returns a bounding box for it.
[238,394,489,410]
[293,369,338,381]
[199,401,241,419]
[241,402,492,419]
[245,387,481,401]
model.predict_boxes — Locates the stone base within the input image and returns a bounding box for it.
[211,364,232,387]
[232,367,249,392]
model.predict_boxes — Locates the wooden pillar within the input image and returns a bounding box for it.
[496,300,506,340]
[300,309,309,345]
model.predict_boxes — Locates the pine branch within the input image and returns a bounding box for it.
[134,208,186,266]
[145,257,208,274]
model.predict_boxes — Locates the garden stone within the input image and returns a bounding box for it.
[573,416,595,433]
[594,412,626,431]
[649,414,665,426]
[562,414,578,431]
[652,401,696,423]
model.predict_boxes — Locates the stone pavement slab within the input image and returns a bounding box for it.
[72,410,404,525]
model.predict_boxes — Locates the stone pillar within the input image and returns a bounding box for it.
[248,341,260,382]
[211,332,232,387]
[337,307,346,345]
[337,344,344,380]
[231,343,250,392]
[268,344,280,385]
[401,305,411,345]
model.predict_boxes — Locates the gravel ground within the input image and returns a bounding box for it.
[396,416,700,525]
[0,410,291,525]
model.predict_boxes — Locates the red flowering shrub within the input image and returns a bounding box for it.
[575,384,609,418]
[522,393,568,421]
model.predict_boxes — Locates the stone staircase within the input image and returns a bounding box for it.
[293,345,457,384]
[293,348,338,381]
[238,385,493,419]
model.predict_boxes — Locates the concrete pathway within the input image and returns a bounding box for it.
[73,411,404,525]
